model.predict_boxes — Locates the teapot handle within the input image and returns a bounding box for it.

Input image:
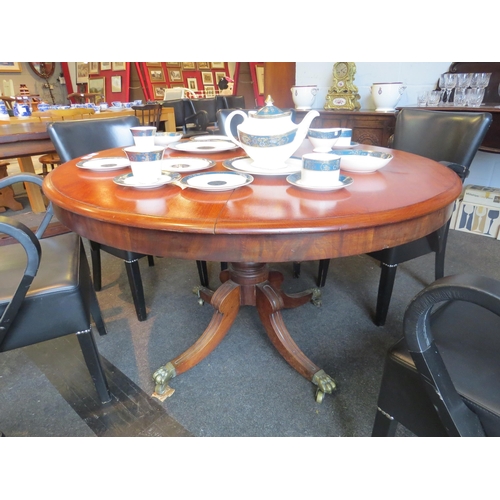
[224,110,247,147]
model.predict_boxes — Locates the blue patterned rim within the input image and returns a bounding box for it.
[303,157,340,171]
[239,129,297,147]
[308,129,341,139]
[331,150,392,159]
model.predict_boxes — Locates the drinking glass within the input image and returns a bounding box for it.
[442,73,457,105]
[475,73,491,90]
[453,88,466,107]
[416,91,429,107]
[427,90,442,106]
[456,73,473,90]
[466,88,484,107]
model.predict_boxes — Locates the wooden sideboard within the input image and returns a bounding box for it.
[295,109,396,147]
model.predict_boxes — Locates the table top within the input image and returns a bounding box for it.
[42,141,462,264]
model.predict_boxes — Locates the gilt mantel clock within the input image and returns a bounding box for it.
[324,62,360,111]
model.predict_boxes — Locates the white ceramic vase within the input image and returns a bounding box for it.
[291,85,318,110]
[371,82,407,112]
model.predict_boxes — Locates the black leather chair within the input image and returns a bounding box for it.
[310,109,492,325]
[48,116,154,322]
[223,95,246,109]
[191,97,226,134]
[132,102,163,129]
[163,98,209,137]
[372,274,500,437]
[0,173,111,404]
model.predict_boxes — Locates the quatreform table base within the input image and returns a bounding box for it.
[152,262,336,403]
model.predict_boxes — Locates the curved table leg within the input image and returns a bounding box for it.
[152,280,241,400]
[256,282,336,403]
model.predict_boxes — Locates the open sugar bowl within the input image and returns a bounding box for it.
[154,131,183,147]
[301,153,341,187]
[308,128,342,152]
[336,149,393,173]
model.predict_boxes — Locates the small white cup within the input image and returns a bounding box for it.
[131,126,156,147]
[301,153,341,186]
[308,128,341,152]
[335,128,353,146]
[123,146,165,183]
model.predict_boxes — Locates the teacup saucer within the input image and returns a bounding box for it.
[113,172,181,189]
[286,173,353,191]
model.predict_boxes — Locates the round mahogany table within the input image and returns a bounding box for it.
[43,141,462,402]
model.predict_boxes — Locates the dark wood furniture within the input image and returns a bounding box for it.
[43,142,461,403]
[295,109,396,147]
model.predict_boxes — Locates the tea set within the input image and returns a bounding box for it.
[103,95,392,192]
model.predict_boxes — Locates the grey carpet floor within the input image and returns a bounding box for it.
[1,196,499,437]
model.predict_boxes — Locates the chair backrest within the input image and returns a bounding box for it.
[132,103,162,128]
[224,95,246,109]
[49,107,96,121]
[48,116,140,162]
[392,109,492,168]
[191,98,218,124]
[164,99,206,133]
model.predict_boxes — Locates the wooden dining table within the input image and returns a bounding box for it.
[42,141,462,403]
[0,107,176,213]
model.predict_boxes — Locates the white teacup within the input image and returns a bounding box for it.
[308,128,341,152]
[131,126,156,147]
[335,128,353,146]
[301,153,341,186]
[123,146,165,183]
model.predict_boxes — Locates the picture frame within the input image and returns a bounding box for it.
[169,69,183,82]
[181,62,196,70]
[152,84,167,100]
[204,85,215,98]
[165,62,181,67]
[197,62,210,70]
[100,62,111,71]
[76,62,89,83]
[89,62,99,75]
[149,68,165,82]
[146,62,162,67]
[0,62,22,72]
[215,72,226,83]
[211,62,225,69]
[186,78,198,91]
[111,75,122,93]
[201,72,213,85]
[112,62,126,71]
[89,77,105,102]
[256,64,265,95]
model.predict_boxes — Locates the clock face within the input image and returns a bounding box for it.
[336,63,348,78]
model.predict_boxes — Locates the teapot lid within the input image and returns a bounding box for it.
[253,95,292,119]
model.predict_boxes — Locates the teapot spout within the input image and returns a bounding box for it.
[295,109,320,143]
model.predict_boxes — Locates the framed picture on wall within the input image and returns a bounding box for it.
[100,62,111,71]
[0,62,22,72]
[166,62,180,67]
[152,84,167,100]
[111,75,122,93]
[169,69,183,82]
[211,62,225,69]
[76,62,89,83]
[186,78,198,91]
[89,77,105,102]
[112,62,126,71]
[197,62,210,70]
[201,72,213,85]
[215,72,226,83]
[146,62,162,67]
[149,68,165,82]
[89,62,99,75]
[181,62,196,70]
[204,85,215,97]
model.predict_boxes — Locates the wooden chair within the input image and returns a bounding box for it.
[49,108,96,121]
[0,161,23,212]
[132,103,162,128]
[38,152,62,177]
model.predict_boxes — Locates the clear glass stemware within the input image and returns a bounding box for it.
[442,73,457,106]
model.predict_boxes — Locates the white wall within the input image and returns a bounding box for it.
[296,62,500,189]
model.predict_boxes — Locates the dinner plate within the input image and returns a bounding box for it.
[286,173,353,191]
[190,134,233,142]
[76,156,130,171]
[223,156,302,176]
[113,171,181,189]
[160,157,215,172]
[169,140,239,153]
[331,142,359,149]
[179,171,253,191]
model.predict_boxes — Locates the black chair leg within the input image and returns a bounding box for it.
[375,263,398,326]
[220,262,228,271]
[197,260,209,287]
[317,259,330,287]
[292,262,301,278]
[147,255,155,267]
[76,329,112,404]
[435,221,450,280]
[124,259,147,322]
[372,408,398,436]
[89,240,102,291]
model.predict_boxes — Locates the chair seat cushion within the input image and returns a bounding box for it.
[0,233,92,351]
[390,300,500,436]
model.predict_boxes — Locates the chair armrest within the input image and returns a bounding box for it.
[185,110,209,131]
[0,172,55,238]
[0,216,41,342]
[439,161,469,182]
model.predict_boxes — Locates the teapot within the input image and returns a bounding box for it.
[225,95,319,170]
